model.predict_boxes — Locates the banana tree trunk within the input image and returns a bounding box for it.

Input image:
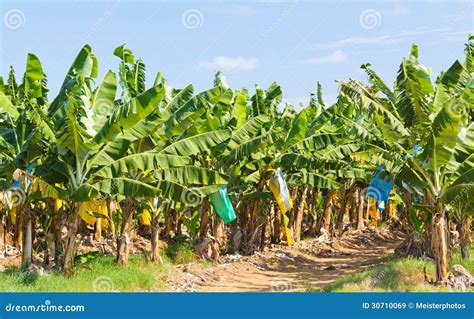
[210,215,225,258]
[293,187,308,242]
[364,196,371,226]
[259,215,266,250]
[176,210,184,236]
[271,203,280,244]
[310,189,320,236]
[459,214,471,260]
[117,197,135,265]
[336,186,349,233]
[386,199,393,219]
[432,209,449,283]
[199,198,210,237]
[150,216,161,263]
[357,188,365,230]
[63,202,82,274]
[14,207,22,250]
[94,218,102,241]
[52,209,65,271]
[55,218,66,270]
[164,210,173,237]
[45,232,55,266]
[106,199,116,239]
[213,217,225,246]
[323,191,334,233]
[0,209,5,259]
[249,174,267,239]
[348,189,355,226]
[402,188,412,226]
[21,206,33,271]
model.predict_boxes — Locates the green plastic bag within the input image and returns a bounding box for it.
[210,185,236,224]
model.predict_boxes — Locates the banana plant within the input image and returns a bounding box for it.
[0,53,56,270]
[340,41,474,283]
[35,45,198,273]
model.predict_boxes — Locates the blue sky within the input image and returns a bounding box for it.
[1,0,472,106]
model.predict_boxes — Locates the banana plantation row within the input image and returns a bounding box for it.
[0,37,472,284]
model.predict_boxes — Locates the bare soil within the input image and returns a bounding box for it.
[165,227,405,292]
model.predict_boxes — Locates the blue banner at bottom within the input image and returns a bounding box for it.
[0,293,472,319]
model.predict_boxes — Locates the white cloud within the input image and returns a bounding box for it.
[199,56,258,71]
[383,5,410,17]
[303,50,347,65]
[441,30,472,41]
[210,5,257,17]
[317,28,447,49]
[257,0,292,3]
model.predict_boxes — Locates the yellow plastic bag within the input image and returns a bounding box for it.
[80,200,108,228]
[268,168,293,214]
[56,199,63,210]
[9,207,17,225]
[282,213,293,246]
[368,197,378,226]
[140,209,152,226]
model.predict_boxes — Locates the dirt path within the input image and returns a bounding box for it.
[166,227,405,292]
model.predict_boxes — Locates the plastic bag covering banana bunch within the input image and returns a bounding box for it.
[80,200,109,228]
[139,198,160,226]
[268,168,293,245]
[140,209,152,225]
[55,186,63,211]
[4,179,23,210]
[268,168,292,214]
[210,185,236,224]
[367,165,394,212]
[0,191,16,225]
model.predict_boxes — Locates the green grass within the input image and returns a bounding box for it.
[450,245,474,274]
[0,254,171,292]
[315,245,474,292]
[0,239,204,292]
[164,240,197,264]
